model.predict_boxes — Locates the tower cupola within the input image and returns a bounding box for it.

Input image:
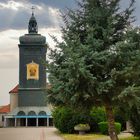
[28,12,38,34]
[19,10,46,45]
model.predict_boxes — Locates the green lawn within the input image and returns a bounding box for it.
[120,137,139,140]
[62,134,106,140]
[62,134,139,140]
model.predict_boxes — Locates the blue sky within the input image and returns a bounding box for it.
[0,0,140,105]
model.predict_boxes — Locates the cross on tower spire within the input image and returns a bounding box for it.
[28,6,38,33]
[31,6,35,16]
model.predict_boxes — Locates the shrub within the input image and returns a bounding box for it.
[53,107,91,133]
[98,122,121,135]
[114,108,129,131]
[129,105,140,137]
[90,107,106,132]
[53,107,74,133]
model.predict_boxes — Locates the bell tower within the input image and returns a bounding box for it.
[18,11,47,106]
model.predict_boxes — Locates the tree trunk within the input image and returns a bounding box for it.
[105,103,119,140]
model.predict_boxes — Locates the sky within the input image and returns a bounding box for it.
[0,0,140,106]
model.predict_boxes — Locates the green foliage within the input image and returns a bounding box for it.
[90,107,106,132]
[98,122,108,135]
[46,0,140,113]
[114,108,129,131]
[120,137,139,140]
[53,107,74,133]
[90,107,106,123]
[52,107,91,133]
[47,0,140,139]
[98,122,121,135]
[129,105,140,137]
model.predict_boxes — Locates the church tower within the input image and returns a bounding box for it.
[3,10,53,127]
[18,12,47,106]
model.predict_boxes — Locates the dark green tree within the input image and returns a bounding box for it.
[46,0,140,140]
[130,105,140,137]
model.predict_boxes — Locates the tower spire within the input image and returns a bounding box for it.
[28,6,38,34]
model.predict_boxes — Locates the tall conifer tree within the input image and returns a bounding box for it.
[46,0,140,140]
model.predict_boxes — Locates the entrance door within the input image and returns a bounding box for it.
[38,118,47,126]
[28,111,37,126]
[28,118,36,126]
[20,118,26,126]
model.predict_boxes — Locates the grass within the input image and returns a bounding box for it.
[62,134,139,140]
[62,134,106,140]
[120,137,139,140]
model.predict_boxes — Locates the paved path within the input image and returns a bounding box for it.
[0,127,64,140]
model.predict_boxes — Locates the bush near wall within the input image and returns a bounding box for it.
[52,107,91,133]
[129,105,140,137]
[114,108,129,131]
[53,106,124,134]
[90,107,106,132]
[98,122,121,135]
[53,107,74,133]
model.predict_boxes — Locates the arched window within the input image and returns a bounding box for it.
[17,111,26,116]
[38,111,46,116]
[28,111,36,116]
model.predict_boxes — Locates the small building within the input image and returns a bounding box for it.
[1,11,53,127]
[0,105,10,127]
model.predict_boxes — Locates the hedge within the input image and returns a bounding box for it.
[90,107,106,132]
[52,107,91,133]
[130,105,140,137]
[98,122,121,135]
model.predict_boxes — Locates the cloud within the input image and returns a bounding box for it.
[0,29,20,68]
[40,27,62,49]
[0,54,18,68]
[0,27,62,68]
[24,0,77,10]
[0,0,43,11]
[0,0,24,11]
[0,0,63,31]
[0,0,139,32]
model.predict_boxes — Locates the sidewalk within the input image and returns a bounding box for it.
[0,127,64,140]
[45,127,64,140]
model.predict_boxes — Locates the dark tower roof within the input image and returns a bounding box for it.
[28,12,38,34]
[19,11,46,45]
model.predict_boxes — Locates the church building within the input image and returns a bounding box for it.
[0,12,53,127]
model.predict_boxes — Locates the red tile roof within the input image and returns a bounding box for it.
[0,104,10,113]
[9,85,18,94]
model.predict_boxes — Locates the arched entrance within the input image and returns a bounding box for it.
[17,111,26,126]
[28,111,36,126]
[38,111,47,126]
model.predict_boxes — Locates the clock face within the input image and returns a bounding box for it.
[26,61,39,80]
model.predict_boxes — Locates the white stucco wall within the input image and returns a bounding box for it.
[10,93,18,112]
